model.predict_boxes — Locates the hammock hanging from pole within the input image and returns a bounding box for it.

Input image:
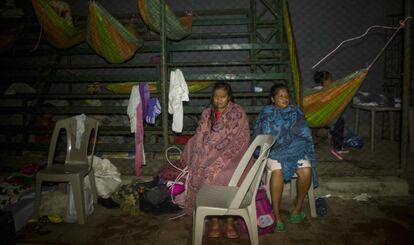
[87,1,143,64]
[31,0,85,49]
[303,69,368,128]
[137,0,192,40]
[299,17,411,128]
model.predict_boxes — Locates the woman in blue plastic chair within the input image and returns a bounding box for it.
[254,83,319,232]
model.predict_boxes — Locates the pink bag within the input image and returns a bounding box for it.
[239,186,275,235]
[166,181,185,197]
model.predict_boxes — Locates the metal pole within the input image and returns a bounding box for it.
[400,0,412,174]
[160,0,168,150]
[249,0,257,105]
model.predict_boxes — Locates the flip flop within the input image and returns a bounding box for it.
[288,212,306,224]
[330,149,344,160]
[275,220,286,232]
[207,226,221,238]
[223,226,239,239]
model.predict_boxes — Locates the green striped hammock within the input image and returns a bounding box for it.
[303,69,368,128]
[137,0,192,40]
[87,2,143,64]
[31,0,85,49]
[281,0,368,128]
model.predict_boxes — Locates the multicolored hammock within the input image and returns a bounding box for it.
[31,0,85,49]
[87,2,143,64]
[137,0,192,40]
[303,69,368,128]
[300,15,408,128]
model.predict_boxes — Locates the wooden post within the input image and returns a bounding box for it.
[160,0,168,150]
[400,0,412,174]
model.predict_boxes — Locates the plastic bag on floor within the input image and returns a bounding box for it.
[84,156,122,199]
[64,185,94,223]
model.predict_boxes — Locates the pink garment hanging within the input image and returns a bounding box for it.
[134,98,145,176]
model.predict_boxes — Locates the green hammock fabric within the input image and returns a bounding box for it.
[137,0,192,40]
[31,0,85,49]
[303,69,368,128]
[87,2,143,64]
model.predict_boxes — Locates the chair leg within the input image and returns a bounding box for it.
[71,179,86,224]
[193,209,206,245]
[88,171,98,204]
[246,208,259,245]
[265,170,272,202]
[290,178,297,201]
[192,209,196,243]
[34,177,43,218]
[308,181,317,218]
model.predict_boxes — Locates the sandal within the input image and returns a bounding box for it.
[288,212,306,224]
[224,226,239,239]
[207,226,221,238]
[275,220,286,232]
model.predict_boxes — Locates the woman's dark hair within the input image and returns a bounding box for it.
[210,81,234,105]
[208,82,234,128]
[313,71,331,84]
[269,83,289,104]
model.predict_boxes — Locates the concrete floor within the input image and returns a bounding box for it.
[15,196,414,245]
[11,131,414,245]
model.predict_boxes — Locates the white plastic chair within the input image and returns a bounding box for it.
[265,170,317,218]
[192,134,276,245]
[34,116,99,224]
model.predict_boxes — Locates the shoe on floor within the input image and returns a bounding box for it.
[207,226,221,238]
[223,226,239,239]
[275,220,286,232]
[330,149,344,160]
[288,212,306,224]
[337,148,350,154]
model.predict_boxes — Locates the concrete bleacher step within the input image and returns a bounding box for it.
[315,176,409,198]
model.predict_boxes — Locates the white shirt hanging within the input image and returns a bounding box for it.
[168,69,189,133]
[127,85,141,133]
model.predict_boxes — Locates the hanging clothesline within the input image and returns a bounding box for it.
[312,16,413,70]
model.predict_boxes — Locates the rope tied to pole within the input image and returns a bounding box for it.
[312,16,413,70]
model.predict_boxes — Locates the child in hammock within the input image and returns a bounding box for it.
[313,71,349,160]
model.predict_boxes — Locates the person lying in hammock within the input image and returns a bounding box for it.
[254,83,318,232]
[157,82,250,239]
[313,71,349,160]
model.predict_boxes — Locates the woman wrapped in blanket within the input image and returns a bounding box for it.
[254,83,319,232]
[158,82,250,239]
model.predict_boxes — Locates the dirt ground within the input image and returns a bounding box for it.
[15,195,414,245]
